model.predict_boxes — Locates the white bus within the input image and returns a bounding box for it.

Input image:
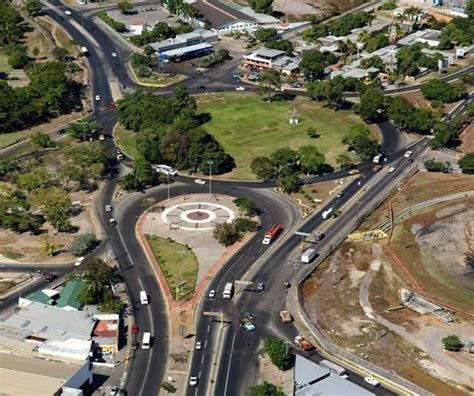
[156,164,177,176]
[142,332,151,349]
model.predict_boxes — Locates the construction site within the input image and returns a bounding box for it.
[301,172,474,395]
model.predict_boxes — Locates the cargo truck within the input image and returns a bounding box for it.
[294,335,314,351]
[222,282,233,299]
[301,248,317,263]
[262,223,282,245]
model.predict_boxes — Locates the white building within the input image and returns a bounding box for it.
[129,19,150,35]
[397,28,442,47]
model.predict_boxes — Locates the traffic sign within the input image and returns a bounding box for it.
[295,231,311,237]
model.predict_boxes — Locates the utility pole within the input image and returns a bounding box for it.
[207,159,214,197]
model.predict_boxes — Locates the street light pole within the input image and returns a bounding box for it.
[207,160,214,197]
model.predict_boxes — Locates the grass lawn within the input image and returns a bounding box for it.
[114,127,138,158]
[197,93,371,179]
[0,49,11,74]
[145,235,198,300]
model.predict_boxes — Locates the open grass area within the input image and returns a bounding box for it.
[145,235,198,300]
[197,93,371,179]
[114,127,138,158]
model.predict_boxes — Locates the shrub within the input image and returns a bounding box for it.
[68,233,97,256]
[97,12,127,33]
[234,218,258,233]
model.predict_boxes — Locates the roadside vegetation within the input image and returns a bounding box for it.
[97,12,127,33]
[129,52,185,87]
[248,381,284,396]
[145,235,198,300]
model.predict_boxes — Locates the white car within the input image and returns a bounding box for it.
[112,52,118,58]
[244,322,256,332]
[340,373,349,380]
[189,376,198,387]
[64,10,72,16]
[95,95,101,101]
[208,289,216,298]
[195,179,206,185]
[105,205,113,212]
[116,154,124,161]
[364,377,380,386]
[388,166,396,173]
[74,256,85,266]
[195,341,202,350]
[404,150,413,158]
[109,218,117,226]
[235,86,246,91]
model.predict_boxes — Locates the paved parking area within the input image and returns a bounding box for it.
[108,5,179,28]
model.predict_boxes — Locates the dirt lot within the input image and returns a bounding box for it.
[301,172,474,394]
[273,0,354,19]
[460,123,474,154]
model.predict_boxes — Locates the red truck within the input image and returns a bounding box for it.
[262,224,282,245]
[295,335,315,351]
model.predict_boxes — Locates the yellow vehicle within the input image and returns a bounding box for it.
[348,169,360,175]
[99,134,105,141]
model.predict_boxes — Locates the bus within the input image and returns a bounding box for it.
[262,224,282,245]
[142,332,151,349]
[156,164,177,176]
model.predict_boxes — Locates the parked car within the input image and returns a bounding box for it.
[195,179,206,185]
[315,232,325,241]
[208,289,216,298]
[74,257,85,266]
[244,322,256,332]
[336,191,344,198]
[364,377,380,386]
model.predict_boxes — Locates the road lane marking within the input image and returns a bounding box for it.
[223,331,238,396]
[201,355,205,364]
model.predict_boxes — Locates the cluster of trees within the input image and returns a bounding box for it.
[75,258,126,314]
[248,0,274,14]
[129,52,154,78]
[263,338,290,370]
[199,48,230,68]
[421,79,465,103]
[0,61,81,133]
[129,21,193,46]
[307,75,363,109]
[299,49,337,81]
[424,159,451,173]
[248,382,284,396]
[116,86,234,189]
[303,11,373,41]
[68,233,97,256]
[250,145,328,193]
[442,335,463,352]
[459,153,474,174]
[254,28,278,42]
[437,1,474,49]
[4,43,30,69]
[163,0,201,19]
[0,0,22,47]
[97,12,127,33]
[265,39,294,56]
[396,43,441,77]
[360,55,385,70]
[342,124,379,158]
[365,32,389,53]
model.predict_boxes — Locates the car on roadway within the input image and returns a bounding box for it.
[388,166,396,173]
[235,86,246,91]
[283,282,291,289]
[195,179,206,185]
[116,153,124,161]
[99,134,105,141]
[256,282,264,291]
[244,312,255,320]
[364,377,380,386]
[315,232,325,241]
[208,289,216,298]
[74,256,85,266]
[244,322,256,332]
[336,191,344,198]
[340,373,349,380]
[348,169,360,175]
[109,218,117,226]
[404,150,413,158]
[64,9,72,15]
[105,205,113,212]
[189,376,198,387]
[43,273,56,282]
[195,341,202,350]
[95,94,101,101]
[112,52,118,58]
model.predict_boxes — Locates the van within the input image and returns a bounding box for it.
[140,290,148,305]
[301,248,317,263]
[142,332,151,349]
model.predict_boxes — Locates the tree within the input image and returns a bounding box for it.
[351,135,379,158]
[421,79,464,103]
[68,233,97,256]
[248,0,273,14]
[263,338,290,370]
[99,289,125,313]
[360,55,384,70]
[52,46,69,62]
[366,32,389,52]
[258,69,282,102]
[270,147,299,172]
[213,222,239,246]
[117,1,133,14]
[31,187,72,232]
[357,88,385,123]
[265,39,294,56]
[298,145,325,174]
[24,0,41,16]
[442,335,463,352]
[0,190,42,234]
[465,0,474,18]
[299,50,336,81]
[234,218,258,233]
[459,153,474,174]
[74,258,113,292]
[6,44,30,69]
[251,157,276,181]
[137,127,165,164]
[233,197,255,216]
[424,159,451,173]
[255,28,277,42]
[16,169,53,191]
[41,235,61,256]
[248,382,284,396]
[30,132,54,148]
[336,153,354,168]
[161,382,177,394]
[276,173,300,194]
[387,96,415,130]
[307,127,319,138]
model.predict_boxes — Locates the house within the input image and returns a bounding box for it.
[272,56,301,75]
[0,353,93,396]
[57,280,89,311]
[129,19,150,35]
[19,289,60,308]
[243,48,285,70]
[397,28,442,47]
[92,314,120,353]
[189,0,258,35]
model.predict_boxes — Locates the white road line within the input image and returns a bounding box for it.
[204,339,208,348]
[137,277,154,396]
[223,331,238,396]
[207,325,211,334]
[201,355,205,364]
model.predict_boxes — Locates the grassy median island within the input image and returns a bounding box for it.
[196,93,369,179]
[145,235,198,300]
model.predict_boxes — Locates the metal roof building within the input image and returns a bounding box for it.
[57,280,88,311]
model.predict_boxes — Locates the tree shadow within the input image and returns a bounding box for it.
[193,112,212,125]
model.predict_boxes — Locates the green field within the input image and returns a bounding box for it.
[145,235,198,301]
[115,127,138,159]
[197,93,369,179]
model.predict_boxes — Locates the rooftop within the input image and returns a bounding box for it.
[397,28,441,46]
[57,280,88,311]
[245,47,285,61]
[190,0,255,28]
[296,374,375,396]
[130,19,147,26]
[294,354,330,388]
[159,42,213,58]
